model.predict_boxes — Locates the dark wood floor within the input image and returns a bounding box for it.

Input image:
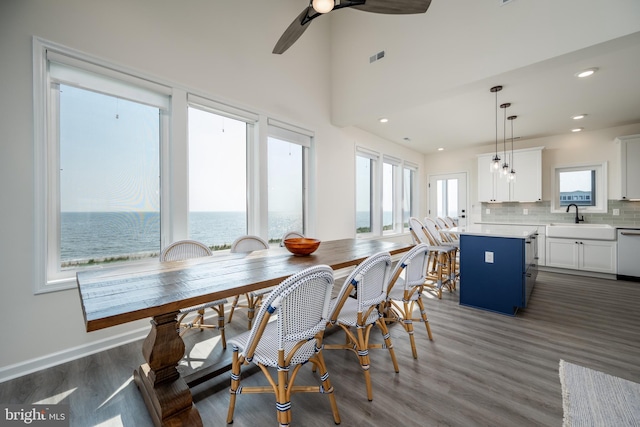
[2,271,639,426]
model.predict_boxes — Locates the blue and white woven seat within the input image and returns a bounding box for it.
[160,240,228,348]
[325,251,399,402]
[226,265,341,426]
[383,243,434,359]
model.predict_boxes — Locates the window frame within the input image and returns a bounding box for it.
[551,162,608,213]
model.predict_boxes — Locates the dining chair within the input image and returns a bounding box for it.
[424,217,459,288]
[444,216,457,228]
[324,251,398,402]
[279,230,304,247]
[160,239,228,348]
[226,265,341,426]
[382,243,433,359]
[227,235,271,329]
[409,217,456,299]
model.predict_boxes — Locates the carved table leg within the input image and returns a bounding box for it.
[133,311,203,427]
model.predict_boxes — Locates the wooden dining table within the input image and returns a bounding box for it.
[76,238,413,427]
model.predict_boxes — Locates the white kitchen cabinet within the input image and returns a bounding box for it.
[511,149,542,202]
[546,237,617,274]
[477,153,510,202]
[617,134,640,200]
[477,147,543,203]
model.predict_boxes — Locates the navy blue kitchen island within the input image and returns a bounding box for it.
[449,225,538,316]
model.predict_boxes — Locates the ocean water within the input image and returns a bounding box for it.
[60,211,385,265]
[60,211,302,264]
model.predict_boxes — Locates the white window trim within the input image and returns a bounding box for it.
[550,162,608,213]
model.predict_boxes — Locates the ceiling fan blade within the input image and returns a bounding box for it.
[352,0,432,14]
[272,7,318,55]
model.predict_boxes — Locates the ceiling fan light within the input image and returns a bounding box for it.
[312,0,334,13]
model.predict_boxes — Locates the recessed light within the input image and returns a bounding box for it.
[575,68,598,78]
[403,137,411,142]
[437,147,444,151]
[572,114,587,120]
[379,118,388,123]
[571,128,583,132]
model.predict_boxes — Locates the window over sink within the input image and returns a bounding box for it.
[551,162,607,213]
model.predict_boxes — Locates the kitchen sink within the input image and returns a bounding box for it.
[546,223,616,240]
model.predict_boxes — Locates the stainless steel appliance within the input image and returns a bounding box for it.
[617,228,640,281]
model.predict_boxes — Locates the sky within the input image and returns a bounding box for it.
[60,85,301,214]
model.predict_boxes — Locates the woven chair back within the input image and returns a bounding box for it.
[230,235,269,253]
[160,240,212,262]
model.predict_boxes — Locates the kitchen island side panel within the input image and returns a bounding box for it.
[459,234,525,316]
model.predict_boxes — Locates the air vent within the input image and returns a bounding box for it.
[369,50,385,63]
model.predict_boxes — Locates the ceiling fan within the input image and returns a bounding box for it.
[273,0,432,54]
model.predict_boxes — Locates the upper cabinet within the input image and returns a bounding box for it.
[477,147,543,203]
[617,134,640,200]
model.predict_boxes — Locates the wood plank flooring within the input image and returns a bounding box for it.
[1,270,639,426]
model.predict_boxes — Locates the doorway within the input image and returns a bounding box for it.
[428,172,468,227]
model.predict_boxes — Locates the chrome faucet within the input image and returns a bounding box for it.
[566,203,585,224]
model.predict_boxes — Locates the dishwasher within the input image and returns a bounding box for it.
[617,228,640,281]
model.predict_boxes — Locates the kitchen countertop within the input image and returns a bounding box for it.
[448,224,538,239]
[475,221,640,230]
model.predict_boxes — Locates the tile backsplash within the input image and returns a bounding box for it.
[480,200,640,226]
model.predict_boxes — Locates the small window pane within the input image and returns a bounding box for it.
[59,85,160,269]
[356,155,373,234]
[382,162,394,232]
[403,167,414,229]
[188,108,247,250]
[559,170,595,207]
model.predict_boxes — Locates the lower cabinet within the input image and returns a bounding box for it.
[545,238,617,274]
[460,234,536,316]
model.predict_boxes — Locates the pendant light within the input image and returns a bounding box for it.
[500,102,511,178]
[490,86,502,173]
[507,115,517,182]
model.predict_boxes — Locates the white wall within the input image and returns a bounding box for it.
[0,0,424,379]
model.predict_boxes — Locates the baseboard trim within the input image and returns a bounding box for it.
[538,266,616,281]
[0,326,149,384]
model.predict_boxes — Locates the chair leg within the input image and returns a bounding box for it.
[312,351,341,425]
[227,349,241,424]
[402,301,418,359]
[376,318,399,374]
[354,325,374,401]
[227,294,240,323]
[213,304,227,349]
[416,296,433,341]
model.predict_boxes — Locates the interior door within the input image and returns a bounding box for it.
[428,172,468,227]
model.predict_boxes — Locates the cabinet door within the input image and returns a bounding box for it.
[619,135,640,200]
[512,149,542,202]
[477,154,496,202]
[580,240,617,273]
[546,238,579,269]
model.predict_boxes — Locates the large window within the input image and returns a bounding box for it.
[34,38,313,293]
[188,107,249,250]
[267,121,311,243]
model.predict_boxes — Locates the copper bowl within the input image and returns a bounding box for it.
[283,238,321,256]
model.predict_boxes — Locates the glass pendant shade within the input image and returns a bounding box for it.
[508,169,517,182]
[312,0,334,13]
[490,155,501,173]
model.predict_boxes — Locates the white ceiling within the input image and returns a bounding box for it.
[323,0,640,154]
